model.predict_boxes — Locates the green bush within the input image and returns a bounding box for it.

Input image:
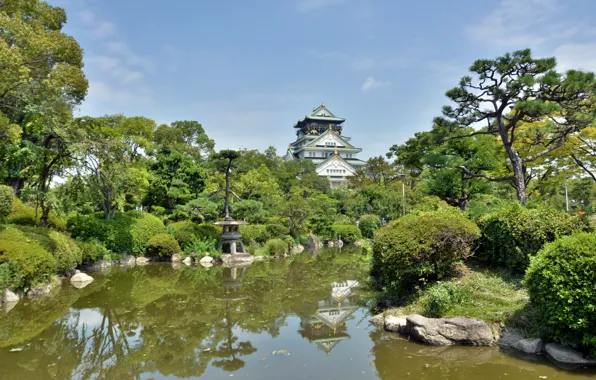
[525,232,596,354]
[196,224,220,240]
[0,239,56,290]
[371,209,480,292]
[331,224,362,244]
[263,238,288,257]
[266,223,289,238]
[0,262,24,291]
[0,185,13,219]
[146,234,181,259]
[184,236,218,256]
[168,221,221,249]
[240,224,270,245]
[477,203,592,271]
[358,214,381,239]
[424,282,470,318]
[5,198,67,230]
[68,211,166,255]
[76,239,110,265]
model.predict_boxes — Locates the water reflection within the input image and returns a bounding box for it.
[299,280,360,355]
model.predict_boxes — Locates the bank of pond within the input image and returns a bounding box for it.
[0,253,595,380]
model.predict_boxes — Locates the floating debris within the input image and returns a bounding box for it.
[9,348,23,352]
[272,350,291,356]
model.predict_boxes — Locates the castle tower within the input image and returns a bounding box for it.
[284,102,365,188]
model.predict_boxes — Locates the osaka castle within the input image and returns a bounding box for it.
[284,102,365,188]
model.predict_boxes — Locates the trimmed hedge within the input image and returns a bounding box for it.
[240,224,269,245]
[477,204,593,271]
[147,234,181,258]
[0,185,13,219]
[0,236,57,290]
[263,238,289,256]
[68,211,166,256]
[168,221,220,249]
[372,209,480,292]
[358,214,381,239]
[525,232,596,354]
[6,198,66,231]
[331,224,362,244]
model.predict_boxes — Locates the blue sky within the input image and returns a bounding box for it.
[49,0,596,159]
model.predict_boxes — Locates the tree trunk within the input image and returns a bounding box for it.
[500,128,528,205]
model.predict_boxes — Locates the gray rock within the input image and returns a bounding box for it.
[499,327,524,348]
[221,253,254,265]
[254,256,265,261]
[545,343,596,365]
[385,315,408,334]
[2,288,19,303]
[370,313,385,326]
[405,314,495,346]
[306,233,318,250]
[70,273,94,289]
[27,283,54,297]
[171,253,181,263]
[199,256,214,264]
[136,256,150,265]
[336,239,344,248]
[291,244,304,254]
[513,338,544,354]
[74,269,81,274]
[182,256,192,265]
[327,241,334,247]
[95,259,113,270]
[171,262,181,270]
[121,255,136,266]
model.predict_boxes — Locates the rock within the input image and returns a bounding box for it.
[370,313,385,326]
[199,256,214,264]
[182,257,192,265]
[254,256,265,261]
[2,288,19,303]
[513,338,544,354]
[336,239,344,248]
[221,253,255,265]
[499,327,524,348]
[385,315,408,334]
[291,244,304,254]
[171,254,181,263]
[70,272,94,289]
[95,259,113,270]
[545,343,596,365]
[74,269,81,274]
[136,256,150,265]
[171,262,181,270]
[405,314,495,346]
[27,282,54,297]
[121,254,136,266]
[354,241,363,247]
[327,241,334,247]
[200,262,213,268]
[307,233,318,250]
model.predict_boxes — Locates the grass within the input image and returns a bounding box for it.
[384,261,530,325]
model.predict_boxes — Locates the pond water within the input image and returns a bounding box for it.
[0,249,594,380]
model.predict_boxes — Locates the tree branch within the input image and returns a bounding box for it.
[457,165,515,182]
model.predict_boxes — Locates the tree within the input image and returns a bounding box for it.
[435,49,595,204]
[568,126,596,181]
[211,150,241,219]
[153,120,214,160]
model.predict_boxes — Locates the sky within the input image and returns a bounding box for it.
[49,0,596,159]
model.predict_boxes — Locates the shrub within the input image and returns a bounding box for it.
[67,213,111,241]
[0,185,13,219]
[168,221,221,249]
[266,223,289,238]
[0,262,24,291]
[358,214,381,239]
[146,234,181,259]
[525,232,596,353]
[477,203,592,271]
[331,224,362,244]
[184,236,218,256]
[196,224,220,240]
[263,238,289,257]
[240,224,270,245]
[424,282,470,318]
[7,198,36,226]
[371,209,480,292]
[0,239,56,290]
[77,239,110,265]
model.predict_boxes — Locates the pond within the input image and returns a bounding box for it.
[0,249,594,380]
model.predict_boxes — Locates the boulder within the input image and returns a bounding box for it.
[291,245,304,254]
[221,253,254,265]
[95,259,113,270]
[513,338,544,354]
[327,241,334,247]
[499,327,524,348]
[306,233,318,250]
[171,262,181,270]
[136,256,150,265]
[336,239,344,248]
[27,283,54,297]
[405,314,495,346]
[200,262,214,268]
[385,315,408,334]
[199,256,214,264]
[171,253,181,263]
[545,343,596,365]
[182,257,192,265]
[370,313,385,326]
[70,272,94,289]
[121,254,136,266]
[2,288,19,304]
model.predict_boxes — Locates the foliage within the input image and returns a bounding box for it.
[240,224,269,245]
[266,223,289,238]
[357,214,381,239]
[146,234,181,259]
[371,209,480,292]
[184,236,218,256]
[76,239,110,265]
[167,221,214,249]
[477,203,593,271]
[330,224,362,244]
[525,232,596,353]
[263,238,289,257]
[0,185,13,219]
[0,238,56,290]
[423,282,471,318]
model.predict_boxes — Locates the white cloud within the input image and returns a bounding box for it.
[297,0,347,13]
[466,0,567,48]
[86,55,145,84]
[84,80,153,106]
[361,76,389,91]
[554,43,596,72]
[78,10,117,39]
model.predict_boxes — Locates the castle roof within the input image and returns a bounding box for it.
[294,102,345,127]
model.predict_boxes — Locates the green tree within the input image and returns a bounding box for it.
[435,49,596,204]
[153,120,214,160]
